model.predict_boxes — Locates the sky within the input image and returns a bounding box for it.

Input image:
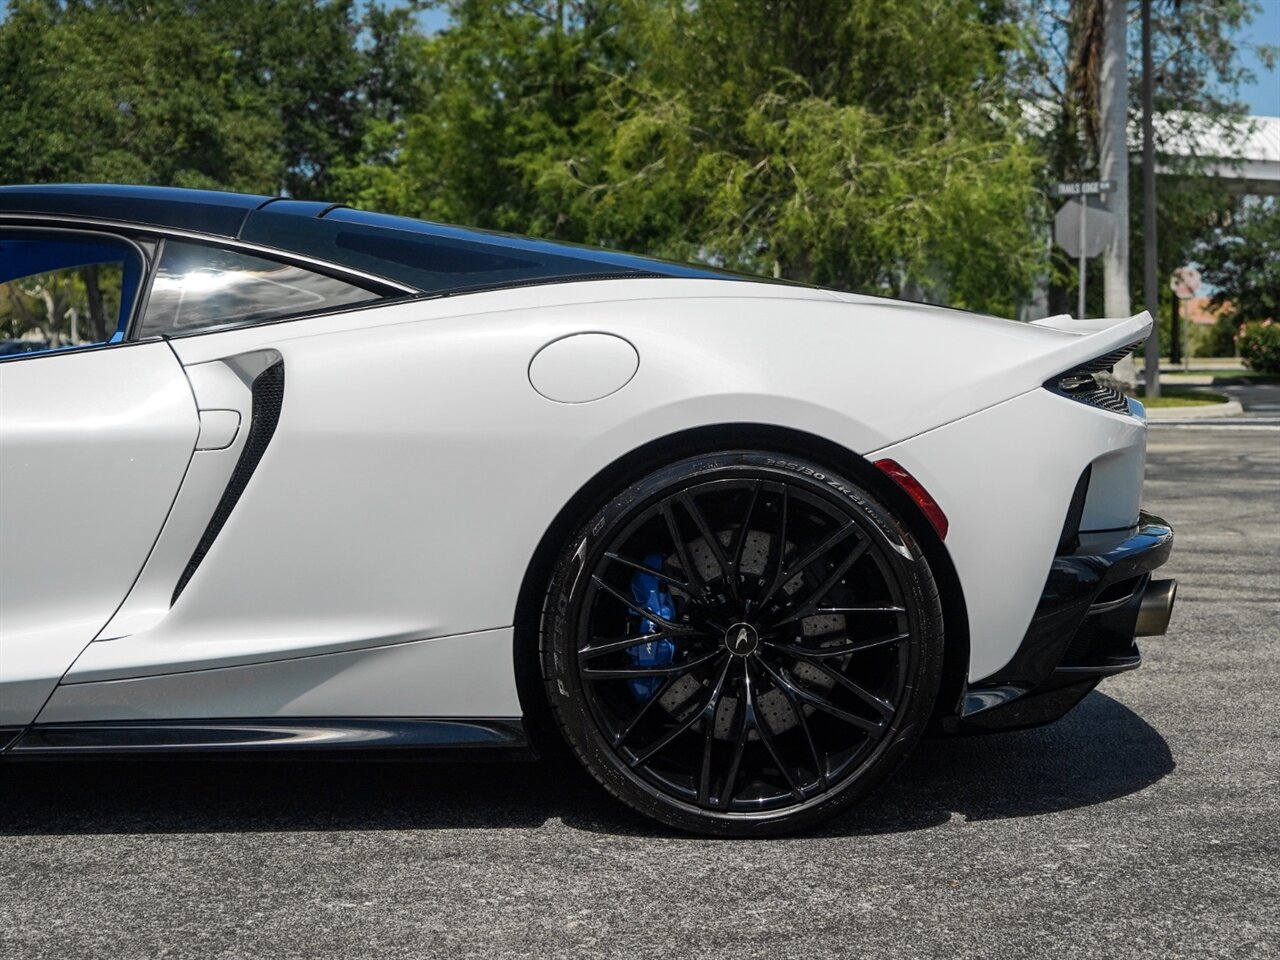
[0,0,1275,114]
[1237,0,1280,115]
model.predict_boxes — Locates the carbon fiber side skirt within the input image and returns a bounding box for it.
[4,718,530,760]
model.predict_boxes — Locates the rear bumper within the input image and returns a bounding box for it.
[944,513,1175,734]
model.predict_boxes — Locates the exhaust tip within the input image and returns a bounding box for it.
[1135,578,1177,637]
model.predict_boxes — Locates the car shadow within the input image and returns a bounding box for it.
[0,692,1172,839]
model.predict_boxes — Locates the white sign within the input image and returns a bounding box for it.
[1052,180,1118,197]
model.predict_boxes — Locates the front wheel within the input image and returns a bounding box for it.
[540,450,944,836]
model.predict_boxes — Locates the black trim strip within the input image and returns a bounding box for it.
[7,718,528,756]
[171,359,285,604]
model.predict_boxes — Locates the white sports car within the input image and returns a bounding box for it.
[0,184,1175,835]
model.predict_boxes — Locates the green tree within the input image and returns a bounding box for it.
[1199,196,1280,325]
[208,0,371,198]
[328,2,429,209]
[0,0,398,198]
[347,1,628,233]
[0,0,279,191]
[383,0,1047,313]
[571,0,1045,313]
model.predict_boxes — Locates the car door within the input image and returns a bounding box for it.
[0,229,198,727]
[34,236,396,689]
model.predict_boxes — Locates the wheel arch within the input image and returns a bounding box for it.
[512,422,970,752]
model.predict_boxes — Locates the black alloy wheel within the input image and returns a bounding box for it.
[540,451,944,836]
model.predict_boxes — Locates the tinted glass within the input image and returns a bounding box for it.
[239,203,735,296]
[139,240,380,338]
[1,233,140,356]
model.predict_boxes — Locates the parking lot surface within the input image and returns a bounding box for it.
[2,426,1277,960]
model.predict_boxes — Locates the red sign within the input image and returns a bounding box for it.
[1169,266,1202,301]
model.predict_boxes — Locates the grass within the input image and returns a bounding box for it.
[1136,391,1231,408]
[1162,369,1280,384]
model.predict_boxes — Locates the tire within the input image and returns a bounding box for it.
[539,450,945,836]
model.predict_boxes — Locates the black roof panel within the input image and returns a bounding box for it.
[0,184,270,238]
[241,202,733,292]
[0,184,741,293]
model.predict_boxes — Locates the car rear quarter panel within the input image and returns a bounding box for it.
[869,388,1147,680]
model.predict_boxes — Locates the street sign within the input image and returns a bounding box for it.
[1169,265,1202,300]
[1054,196,1117,319]
[1052,180,1118,197]
[1054,197,1115,259]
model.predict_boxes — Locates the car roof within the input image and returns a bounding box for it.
[0,184,272,237]
[0,183,737,293]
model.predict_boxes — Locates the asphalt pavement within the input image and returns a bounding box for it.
[1159,380,1280,424]
[1219,381,1280,417]
[2,427,1277,960]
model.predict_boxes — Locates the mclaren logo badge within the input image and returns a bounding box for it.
[725,622,760,656]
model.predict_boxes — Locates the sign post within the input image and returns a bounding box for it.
[1079,197,1086,321]
[1053,180,1118,319]
[1170,266,1202,370]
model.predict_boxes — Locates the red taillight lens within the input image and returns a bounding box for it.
[873,459,949,540]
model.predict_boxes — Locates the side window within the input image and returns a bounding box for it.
[0,231,142,357]
[139,240,380,338]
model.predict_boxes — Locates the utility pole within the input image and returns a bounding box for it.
[1141,0,1161,398]
[1079,197,1088,320]
[1099,0,1135,388]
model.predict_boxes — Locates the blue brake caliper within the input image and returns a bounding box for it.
[627,553,677,701]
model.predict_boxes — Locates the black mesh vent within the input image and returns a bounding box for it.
[171,361,285,604]
[1076,343,1141,375]
[1063,382,1131,414]
[1045,339,1142,415]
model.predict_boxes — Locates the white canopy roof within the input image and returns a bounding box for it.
[1154,112,1280,193]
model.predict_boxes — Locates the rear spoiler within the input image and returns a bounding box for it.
[1029,311,1152,380]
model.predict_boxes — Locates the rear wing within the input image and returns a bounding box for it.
[1029,312,1152,380]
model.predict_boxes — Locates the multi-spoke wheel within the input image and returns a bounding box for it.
[540,451,944,836]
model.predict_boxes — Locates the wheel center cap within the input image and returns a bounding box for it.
[724,622,760,656]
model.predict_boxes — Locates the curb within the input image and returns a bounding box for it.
[1145,399,1244,420]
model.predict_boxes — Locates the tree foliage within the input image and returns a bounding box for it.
[365,0,1046,313]
[0,0,404,198]
[1,0,1274,319]
[1199,196,1280,325]
[362,1,629,233]
[585,1,1044,310]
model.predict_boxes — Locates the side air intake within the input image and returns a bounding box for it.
[1044,340,1143,415]
[171,359,285,604]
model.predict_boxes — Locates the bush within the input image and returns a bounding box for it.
[1197,313,1241,358]
[1236,320,1280,373]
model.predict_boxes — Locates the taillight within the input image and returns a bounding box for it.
[873,459,949,540]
